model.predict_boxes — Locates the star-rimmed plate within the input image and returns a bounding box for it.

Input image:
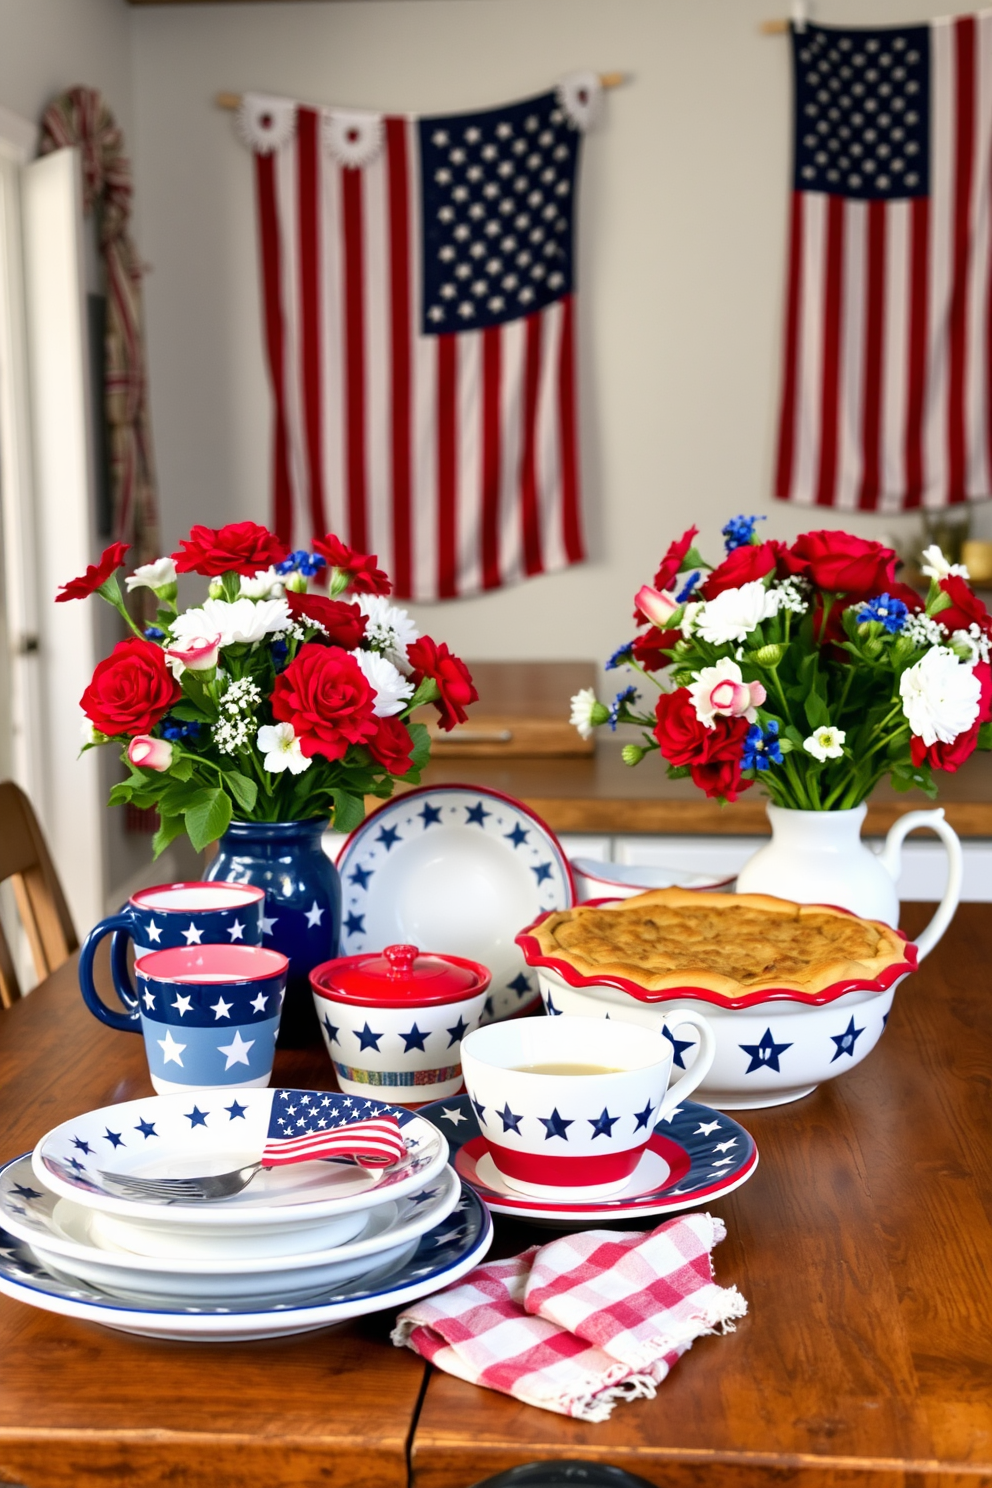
[420,1095,758,1223]
[31,1088,448,1238]
[337,786,575,1023]
[0,1182,492,1340]
[0,1155,460,1302]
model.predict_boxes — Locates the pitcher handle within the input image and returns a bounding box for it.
[78,912,142,1033]
[657,1009,716,1118]
[879,808,963,962]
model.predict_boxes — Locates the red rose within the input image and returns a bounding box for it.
[172,522,289,577]
[313,534,392,596]
[285,591,367,649]
[652,527,698,592]
[790,530,897,594]
[367,716,415,775]
[80,637,180,737]
[701,541,781,600]
[271,644,377,761]
[56,542,130,602]
[911,661,991,773]
[934,575,992,638]
[407,637,478,731]
[690,754,753,802]
[632,627,679,670]
[653,689,752,800]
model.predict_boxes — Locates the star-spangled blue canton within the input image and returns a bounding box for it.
[419,91,579,334]
[793,24,930,201]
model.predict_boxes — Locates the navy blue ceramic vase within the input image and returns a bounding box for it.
[205,819,341,1046]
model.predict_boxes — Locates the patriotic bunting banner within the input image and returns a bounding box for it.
[775,13,992,512]
[240,75,597,600]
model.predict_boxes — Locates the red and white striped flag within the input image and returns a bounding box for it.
[261,1114,405,1169]
[775,14,992,512]
[240,79,596,599]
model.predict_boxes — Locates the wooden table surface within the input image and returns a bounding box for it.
[410,743,992,837]
[2,905,991,1488]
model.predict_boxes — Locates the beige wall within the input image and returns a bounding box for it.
[0,0,133,153]
[12,0,992,674]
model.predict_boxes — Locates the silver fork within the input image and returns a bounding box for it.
[97,1162,278,1202]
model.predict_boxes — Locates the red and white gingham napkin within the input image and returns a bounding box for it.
[392,1212,746,1421]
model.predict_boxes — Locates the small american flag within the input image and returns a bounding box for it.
[262,1089,406,1168]
[239,78,594,599]
[776,14,992,511]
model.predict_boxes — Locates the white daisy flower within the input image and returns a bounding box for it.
[899,646,982,746]
[920,544,970,581]
[353,649,415,717]
[569,687,608,740]
[125,556,177,593]
[239,567,286,600]
[693,581,781,646]
[257,722,311,775]
[170,597,291,649]
[357,595,420,674]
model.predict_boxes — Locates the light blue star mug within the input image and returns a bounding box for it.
[78,881,267,1038]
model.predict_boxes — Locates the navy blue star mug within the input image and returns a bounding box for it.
[78,882,267,1037]
[459,1013,715,1200]
[133,944,288,1094]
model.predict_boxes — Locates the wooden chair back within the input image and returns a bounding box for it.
[0,781,78,1008]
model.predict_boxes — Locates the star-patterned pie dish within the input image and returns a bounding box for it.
[0,1156,460,1302]
[420,1095,757,1223]
[336,786,575,1023]
[0,1181,492,1340]
[31,1088,448,1259]
[517,889,915,1008]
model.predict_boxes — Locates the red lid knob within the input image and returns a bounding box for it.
[384,944,419,979]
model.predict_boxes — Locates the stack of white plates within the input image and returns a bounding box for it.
[0,1087,492,1340]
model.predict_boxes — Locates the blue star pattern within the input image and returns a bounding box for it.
[505,823,529,847]
[633,1101,655,1132]
[134,1119,158,1139]
[349,864,373,890]
[539,1108,573,1141]
[471,1097,487,1125]
[225,1099,248,1120]
[508,973,532,998]
[355,1023,384,1052]
[544,991,562,1016]
[322,1015,340,1045]
[465,801,491,826]
[445,1016,469,1048]
[419,802,443,827]
[71,1138,92,1155]
[400,1023,430,1053]
[589,1108,619,1139]
[376,825,401,851]
[830,1016,865,1061]
[344,913,365,937]
[419,90,579,333]
[12,1184,41,1202]
[740,1028,793,1074]
[531,862,553,883]
[103,1129,124,1149]
[663,1025,696,1071]
[185,1106,209,1128]
[498,1102,523,1134]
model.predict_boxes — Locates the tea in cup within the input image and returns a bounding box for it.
[459,1013,715,1198]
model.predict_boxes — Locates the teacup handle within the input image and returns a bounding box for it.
[78,912,142,1033]
[656,1009,716,1118]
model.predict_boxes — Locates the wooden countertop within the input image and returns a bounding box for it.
[409,743,992,837]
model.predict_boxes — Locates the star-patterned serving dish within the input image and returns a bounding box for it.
[0,1181,492,1340]
[31,1088,448,1258]
[336,786,575,1023]
[0,1156,461,1302]
[420,1095,758,1223]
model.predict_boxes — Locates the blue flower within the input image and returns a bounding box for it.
[276,550,327,578]
[722,514,765,553]
[608,686,638,731]
[161,717,202,743]
[143,626,165,641]
[858,594,908,634]
[676,571,701,604]
[741,719,783,771]
[605,641,635,671]
[271,636,289,672]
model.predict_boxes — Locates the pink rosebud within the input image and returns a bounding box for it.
[127,735,174,772]
[635,585,679,629]
[708,678,768,717]
[164,633,221,677]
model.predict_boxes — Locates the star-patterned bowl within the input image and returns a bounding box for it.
[311,944,490,1103]
[536,971,908,1110]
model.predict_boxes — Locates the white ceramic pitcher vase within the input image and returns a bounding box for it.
[734,802,963,960]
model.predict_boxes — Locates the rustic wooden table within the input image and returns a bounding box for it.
[1,905,990,1488]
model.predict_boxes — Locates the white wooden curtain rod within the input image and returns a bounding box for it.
[215,74,629,113]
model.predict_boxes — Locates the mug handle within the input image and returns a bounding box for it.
[656,1009,716,1119]
[78,912,142,1033]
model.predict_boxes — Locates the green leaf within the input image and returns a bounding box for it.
[405,677,440,713]
[169,702,211,722]
[978,720,992,751]
[330,789,366,836]
[184,787,233,852]
[224,770,258,814]
[803,691,829,731]
[169,754,194,781]
[108,780,138,806]
[666,764,691,780]
[679,546,710,572]
[407,721,432,774]
[152,813,187,859]
[784,724,805,749]
[927,590,953,618]
[154,780,202,817]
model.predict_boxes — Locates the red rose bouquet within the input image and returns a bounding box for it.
[58,523,477,852]
[572,518,992,808]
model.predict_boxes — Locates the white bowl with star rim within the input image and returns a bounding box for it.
[534,969,905,1109]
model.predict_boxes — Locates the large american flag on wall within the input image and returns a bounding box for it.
[239,78,597,600]
[775,13,992,512]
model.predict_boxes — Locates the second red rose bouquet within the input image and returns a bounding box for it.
[572,518,992,808]
[59,522,477,853]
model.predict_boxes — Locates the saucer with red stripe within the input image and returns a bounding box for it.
[419,1095,758,1222]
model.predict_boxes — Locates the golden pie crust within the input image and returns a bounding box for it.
[528,888,909,1001]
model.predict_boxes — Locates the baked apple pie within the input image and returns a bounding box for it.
[520,888,914,1004]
